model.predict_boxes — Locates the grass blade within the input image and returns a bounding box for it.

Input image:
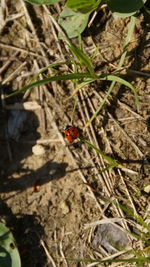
[68,42,95,76]
[7,72,138,105]
[80,137,123,168]
[85,16,138,127]
[6,72,93,98]
[32,61,73,81]
[85,74,138,127]
[65,256,150,263]
[101,74,138,105]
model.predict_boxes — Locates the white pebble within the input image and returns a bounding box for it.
[143,184,150,194]
[32,144,45,156]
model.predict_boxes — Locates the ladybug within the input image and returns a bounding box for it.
[64,126,80,143]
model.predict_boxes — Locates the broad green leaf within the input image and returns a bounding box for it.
[67,0,96,9]
[58,8,90,38]
[66,0,100,12]
[107,0,147,17]
[143,5,150,14]
[24,0,60,5]
[0,223,21,267]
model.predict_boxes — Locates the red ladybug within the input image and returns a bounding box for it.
[64,126,80,143]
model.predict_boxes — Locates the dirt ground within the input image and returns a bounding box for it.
[0,1,150,267]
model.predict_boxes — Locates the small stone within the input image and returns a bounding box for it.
[143,184,150,194]
[32,144,45,156]
[60,201,70,215]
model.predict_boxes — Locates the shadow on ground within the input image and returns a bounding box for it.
[0,199,47,267]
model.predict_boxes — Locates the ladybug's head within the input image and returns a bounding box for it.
[64,125,72,130]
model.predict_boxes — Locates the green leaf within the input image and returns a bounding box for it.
[67,0,96,9]
[118,204,150,233]
[101,75,139,107]
[66,0,101,13]
[107,0,147,17]
[24,0,60,5]
[85,74,139,127]
[6,72,93,98]
[0,223,21,267]
[7,72,138,106]
[58,7,90,38]
[68,42,95,75]
[85,16,138,127]
[65,256,150,264]
[80,137,120,167]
